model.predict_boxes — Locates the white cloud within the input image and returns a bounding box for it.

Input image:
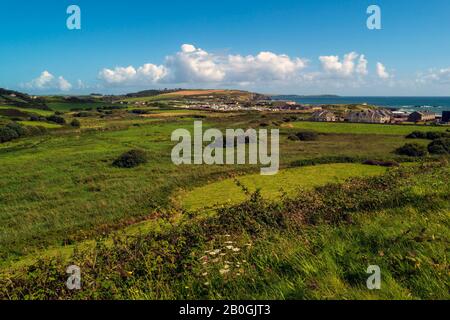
[95,44,396,92]
[98,64,167,86]
[417,68,450,84]
[164,44,225,82]
[99,44,307,86]
[356,55,368,76]
[376,62,390,79]
[28,70,54,88]
[319,52,361,77]
[57,76,72,91]
[23,71,73,91]
[225,51,307,82]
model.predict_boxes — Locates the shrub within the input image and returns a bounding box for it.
[113,149,148,168]
[426,132,443,140]
[428,138,450,155]
[288,134,300,141]
[74,111,93,118]
[6,122,26,137]
[130,109,151,115]
[46,115,66,125]
[295,131,319,141]
[406,131,427,139]
[70,119,81,128]
[406,131,449,140]
[0,127,19,143]
[363,159,400,167]
[24,125,47,136]
[395,143,427,157]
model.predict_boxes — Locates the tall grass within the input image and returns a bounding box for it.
[1,162,448,300]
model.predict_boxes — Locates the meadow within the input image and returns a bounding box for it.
[0,113,443,263]
[0,104,449,300]
[178,163,387,211]
[287,121,449,135]
[1,163,448,299]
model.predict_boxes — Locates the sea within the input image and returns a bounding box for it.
[273,96,450,114]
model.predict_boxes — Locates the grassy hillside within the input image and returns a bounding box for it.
[1,111,447,262]
[122,89,267,103]
[0,88,47,109]
[1,163,448,299]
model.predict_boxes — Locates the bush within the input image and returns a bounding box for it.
[70,119,81,128]
[395,143,427,157]
[113,149,148,168]
[0,127,19,143]
[406,131,449,140]
[6,122,26,137]
[46,115,66,125]
[426,132,443,140]
[428,138,450,155]
[363,159,400,167]
[130,109,151,115]
[295,131,319,141]
[74,112,93,118]
[406,131,427,139]
[24,125,47,136]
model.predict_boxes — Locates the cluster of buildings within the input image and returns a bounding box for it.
[311,109,446,124]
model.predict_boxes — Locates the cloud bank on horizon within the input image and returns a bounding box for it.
[97,44,394,88]
[20,44,449,94]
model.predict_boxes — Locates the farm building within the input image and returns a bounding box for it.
[391,111,409,123]
[346,110,392,124]
[407,111,436,123]
[311,110,336,122]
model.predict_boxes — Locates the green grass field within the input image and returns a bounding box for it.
[288,121,449,135]
[179,163,387,211]
[0,106,53,117]
[46,102,108,111]
[18,121,62,128]
[0,106,449,300]
[2,163,448,299]
[0,114,443,262]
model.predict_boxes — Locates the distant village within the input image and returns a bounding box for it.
[127,98,450,125]
[310,109,447,124]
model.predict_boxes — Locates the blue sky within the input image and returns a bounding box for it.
[1,0,450,95]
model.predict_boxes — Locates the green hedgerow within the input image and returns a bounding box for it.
[395,143,427,157]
